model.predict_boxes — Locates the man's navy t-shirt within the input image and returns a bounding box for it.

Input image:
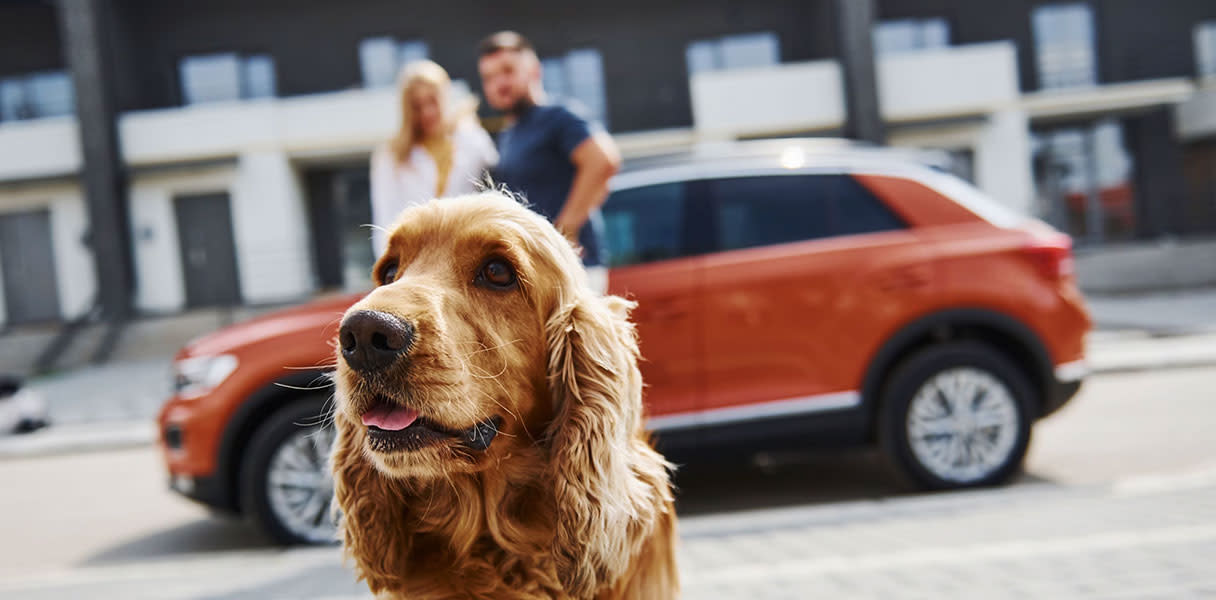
[494,103,603,266]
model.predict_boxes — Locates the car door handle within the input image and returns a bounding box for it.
[878,268,930,291]
[642,298,689,321]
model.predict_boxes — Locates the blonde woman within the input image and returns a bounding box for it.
[370,60,498,253]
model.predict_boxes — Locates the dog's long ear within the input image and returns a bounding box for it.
[331,414,410,595]
[545,294,669,597]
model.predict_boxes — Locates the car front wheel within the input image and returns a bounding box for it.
[879,341,1035,490]
[240,398,338,545]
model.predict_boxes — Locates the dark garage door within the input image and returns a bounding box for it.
[0,209,62,324]
[174,193,241,308]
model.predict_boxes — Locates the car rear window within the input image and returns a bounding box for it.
[708,174,904,252]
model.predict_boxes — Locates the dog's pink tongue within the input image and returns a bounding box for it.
[361,404,419,431]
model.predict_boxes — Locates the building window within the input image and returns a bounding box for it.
[542,48,609,127]
[873,18,950,55]
[1032,3,1097,89]
[1196,22,1216,78]
[360,37,429,88]
[179,53,277,105]
[1032,120,1135,243]
[0,71,74,122]
[686,32,780,75]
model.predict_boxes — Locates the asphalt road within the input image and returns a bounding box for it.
[1,366,1214,599]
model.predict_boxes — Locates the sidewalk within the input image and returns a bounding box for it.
[677,463,1216,599]
[1085,287,1216,334]
[1,288,1213,458]
[2,462,1213,599]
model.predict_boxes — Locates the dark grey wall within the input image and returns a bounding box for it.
[878,0,1216,91]
[0,0,64,77]
[6,0,1216,132]
[103,0,840,132]
[1096,0,1216,82]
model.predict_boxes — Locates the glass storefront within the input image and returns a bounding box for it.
[1032,119,1136,244]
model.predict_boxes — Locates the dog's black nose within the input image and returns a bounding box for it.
[339,310,414,372]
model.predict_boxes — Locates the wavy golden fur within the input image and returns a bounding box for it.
[331,192,678,599]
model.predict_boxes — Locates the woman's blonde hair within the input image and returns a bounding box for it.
[388,60,476,165]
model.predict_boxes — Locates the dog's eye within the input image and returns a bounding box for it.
[377,261,398,285]
[478,259,517,289]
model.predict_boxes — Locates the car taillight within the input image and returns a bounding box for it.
[1023,233,1074,281]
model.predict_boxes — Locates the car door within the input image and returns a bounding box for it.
[700,173,932,419]
[603,180,707,424]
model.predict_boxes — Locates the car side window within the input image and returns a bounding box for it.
[602,182,686,267]
[709,175,834,251]
[708,174,904,253]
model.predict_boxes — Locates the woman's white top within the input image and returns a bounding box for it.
[370,119,498,253]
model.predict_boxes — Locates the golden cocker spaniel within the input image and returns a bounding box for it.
[331,191,678,599]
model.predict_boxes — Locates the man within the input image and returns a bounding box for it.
[477,31,621,292]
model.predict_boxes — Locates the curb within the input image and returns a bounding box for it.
[0,420,156,459]
[1087,332,1216,375]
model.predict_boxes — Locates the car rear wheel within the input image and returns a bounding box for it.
[878,341,1035,490]
[240,398,338,545]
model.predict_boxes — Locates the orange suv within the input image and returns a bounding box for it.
[158,140,1090,544]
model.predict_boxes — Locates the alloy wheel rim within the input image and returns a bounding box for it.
[266,423,337,543]
[906,367,1020,483]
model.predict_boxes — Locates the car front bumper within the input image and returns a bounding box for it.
[159,394,236,512]
[167,471,233,512]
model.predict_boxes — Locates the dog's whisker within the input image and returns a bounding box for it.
[456,338,524,359]
[274,381,335,391]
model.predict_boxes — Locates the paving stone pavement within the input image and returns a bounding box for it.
[2,466,1214,599]
[677,473,1216,599]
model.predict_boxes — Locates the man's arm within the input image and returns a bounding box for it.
[554,131,621,241]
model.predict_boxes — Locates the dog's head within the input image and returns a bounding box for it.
[334,191,584,479]
[332,192,667,596]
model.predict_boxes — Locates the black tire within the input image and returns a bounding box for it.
[239,397,338,545]
[878,341,1036,490]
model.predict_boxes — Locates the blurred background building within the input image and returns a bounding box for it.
[1,0,1215,330]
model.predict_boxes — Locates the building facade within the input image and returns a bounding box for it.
[1,0,1215,326]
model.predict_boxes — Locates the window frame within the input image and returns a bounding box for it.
[177,51,278,106]
[685,31,781,76]
[1196,21,1216,79]
[358,36,430,89]
[873,17,952,56]
[0,70,74,122]
[1031,2,1098,90]
[541,47,609,128]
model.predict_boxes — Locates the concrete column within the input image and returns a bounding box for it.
[49,193,98,319]
[975,109,1035,215]
[55,0,133,320]
[834,0,885,144]
[231,151,315,304]
[129,180,187,313]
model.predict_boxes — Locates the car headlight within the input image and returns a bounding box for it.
[173,354,239,399]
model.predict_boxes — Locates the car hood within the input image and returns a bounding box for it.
[178,292,364,359]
